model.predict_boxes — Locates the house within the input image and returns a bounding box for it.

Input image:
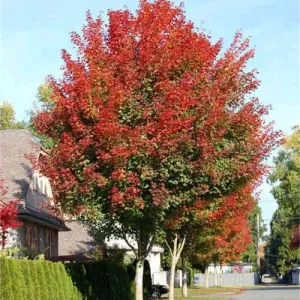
[0,129,69,258]
[0,129,164,275]
[59,220,164,275]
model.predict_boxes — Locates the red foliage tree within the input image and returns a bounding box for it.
[33,1,280,298]
[0,179,22,249]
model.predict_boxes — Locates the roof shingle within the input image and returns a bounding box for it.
[0,129,40,203]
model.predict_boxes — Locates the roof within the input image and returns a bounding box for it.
[0,129,69,231]
[106,236,164,253]
[58,221,97,256]
[18,204,70,232]
[0,129,40,203]
[59,221,164,255]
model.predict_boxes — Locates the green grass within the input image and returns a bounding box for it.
[160,286,242,299]
[174,286,241,296]
[161,296,225,300]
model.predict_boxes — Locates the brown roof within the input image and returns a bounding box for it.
[0,129,40,203]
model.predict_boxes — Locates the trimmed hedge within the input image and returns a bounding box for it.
[0,258,134,300]
[0,258,81,300]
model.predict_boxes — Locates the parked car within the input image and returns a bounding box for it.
[261,274,279,284]
[151,285,169,299]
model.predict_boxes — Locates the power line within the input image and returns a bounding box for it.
[258,200,277,203]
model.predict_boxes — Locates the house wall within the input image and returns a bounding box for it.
[147,251,161,274]
[5,227,24,249]
[5,221,58,258]
[26,185,55,214]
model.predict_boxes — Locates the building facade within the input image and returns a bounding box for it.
[0,130,69,258]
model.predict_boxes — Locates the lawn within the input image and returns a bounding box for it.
[160,286,243,299]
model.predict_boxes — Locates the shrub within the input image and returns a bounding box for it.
[66,260,133,300]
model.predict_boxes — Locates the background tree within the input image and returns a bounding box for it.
[33,1,280,299]
[27,84,56,148]
[190,185,255,287]
[267,126,300,275]
[240,203,266,271]
[0,102,26,130]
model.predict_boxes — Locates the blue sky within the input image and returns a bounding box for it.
[1,0,299,230]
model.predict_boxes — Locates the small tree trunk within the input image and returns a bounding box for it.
[167,233,187,300]
[135,259,145,300]
[168,254,176,300]
[182,256,188,297]
[205,266,209,288]
[214,263,218,286]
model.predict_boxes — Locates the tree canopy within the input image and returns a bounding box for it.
[0,102,26,130]
[33,1,280,298]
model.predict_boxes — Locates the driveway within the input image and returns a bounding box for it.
[227,285,300,300]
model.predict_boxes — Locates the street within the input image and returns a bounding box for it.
[228,285,300,300]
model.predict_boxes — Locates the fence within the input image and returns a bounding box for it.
[194,272,260,287]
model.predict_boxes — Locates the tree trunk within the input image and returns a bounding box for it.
[120,229,156,300]
[205,266,209,288]
[167,233,187,300]
[168,255,176,300]
[214,263,218,286]
[135,259,145,300]
[182,258,188,297]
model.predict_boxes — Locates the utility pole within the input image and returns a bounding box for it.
[256,213,260,277]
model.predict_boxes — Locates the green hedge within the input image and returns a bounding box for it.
[66,260,133,300]
[0,258,81,300]
[0,258,134,300]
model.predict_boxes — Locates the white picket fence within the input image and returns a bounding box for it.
[194,272,260,287]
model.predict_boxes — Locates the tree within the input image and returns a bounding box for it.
[33,1,279,299]
[26,84,56,149]
[267,126,300,275]
[0,179,22,249]
[189,185,254,288]
[0,102,26,130]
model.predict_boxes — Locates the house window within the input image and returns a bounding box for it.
[39,227,45,252]
[45,230,56,258]
[26,224,39,257]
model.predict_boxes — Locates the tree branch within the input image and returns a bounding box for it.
[122,232,138,257]
[112,223,137,257]
[175,235,187,264]
[165,239,173,256]
[142,235,156,260]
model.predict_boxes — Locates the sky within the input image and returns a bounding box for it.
[1,0,299,231]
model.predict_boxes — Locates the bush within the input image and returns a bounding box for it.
[66,260,133,300]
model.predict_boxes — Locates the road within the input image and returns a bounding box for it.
[228,285,300,300]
